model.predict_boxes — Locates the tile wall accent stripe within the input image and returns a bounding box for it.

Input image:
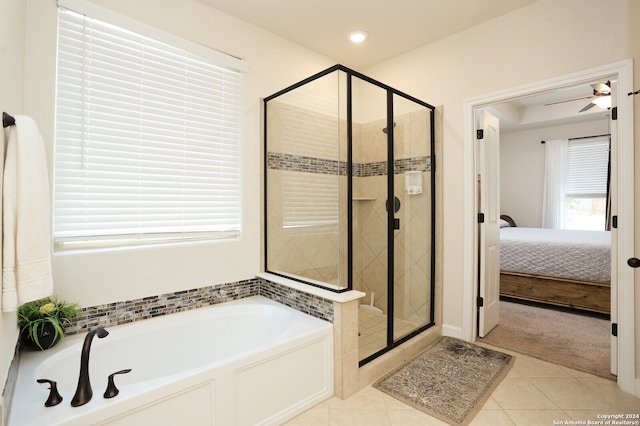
[267,152,347,176]
[267,151,430,177]
[64,277,334,337]
[394,156,432,174]
[260,278,334,322]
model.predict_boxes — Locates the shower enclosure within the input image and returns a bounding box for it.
[264,65,435,364]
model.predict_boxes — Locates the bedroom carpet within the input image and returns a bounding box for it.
[478,300,613,380]
[373,336,513,426]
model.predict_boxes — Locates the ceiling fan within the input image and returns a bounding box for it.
[578,81,611,112]
[543,81,612,112]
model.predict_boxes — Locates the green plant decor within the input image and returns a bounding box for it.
[17,297,82,350]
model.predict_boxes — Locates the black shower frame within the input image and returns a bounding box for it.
[263,64,436,363]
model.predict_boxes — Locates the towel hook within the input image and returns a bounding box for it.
[3,112,16,128]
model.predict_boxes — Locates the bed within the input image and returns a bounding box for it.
[499,217,611,314]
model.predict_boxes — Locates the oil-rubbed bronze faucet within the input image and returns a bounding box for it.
[71,326,109,407]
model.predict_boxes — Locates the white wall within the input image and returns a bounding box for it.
[0,0,27,404]
[21,0,336,309]
[500,119,609,228]
[363,0,633,353]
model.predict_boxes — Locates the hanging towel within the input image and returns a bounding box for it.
[2,115,53,312]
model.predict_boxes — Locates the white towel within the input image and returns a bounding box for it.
[2,115,53,312]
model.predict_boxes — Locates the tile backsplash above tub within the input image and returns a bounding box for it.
[64,277,334,337]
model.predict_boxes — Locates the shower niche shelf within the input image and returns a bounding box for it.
[353,197,376,201]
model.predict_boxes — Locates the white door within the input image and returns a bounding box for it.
[477,109,501,337]
[609,83,619,376]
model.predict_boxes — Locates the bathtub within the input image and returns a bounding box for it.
[9,296,334,425]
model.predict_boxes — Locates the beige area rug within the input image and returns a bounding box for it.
[478,300,613,380]
[373,336,514,426]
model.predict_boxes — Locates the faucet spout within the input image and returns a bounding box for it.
[71,326,109,407]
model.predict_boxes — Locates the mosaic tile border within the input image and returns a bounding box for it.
[267,151,431,177]
[267,152,346,176]
[64,277,334,337]
[260,278,334,321]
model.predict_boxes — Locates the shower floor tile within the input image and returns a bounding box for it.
[358,308,419,360]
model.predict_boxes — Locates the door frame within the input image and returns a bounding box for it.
[461,59,636,394]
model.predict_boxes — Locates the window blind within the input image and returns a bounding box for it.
[564,136,610,197]
[54,6,246,249]
[282,172,340,229]
[274,101,341,230]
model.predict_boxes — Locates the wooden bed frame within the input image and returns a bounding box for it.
[498,215,610,315]
[500,271,610,314]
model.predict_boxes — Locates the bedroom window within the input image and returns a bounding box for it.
[54,2,248,250]
[564,136,610,231]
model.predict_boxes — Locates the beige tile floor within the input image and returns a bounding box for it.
[285,343,640,425]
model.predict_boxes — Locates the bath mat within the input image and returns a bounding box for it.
[373,336,514,425]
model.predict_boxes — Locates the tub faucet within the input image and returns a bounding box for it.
[71,325,109,407]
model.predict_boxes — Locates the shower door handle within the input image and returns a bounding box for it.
[394,218,400,230]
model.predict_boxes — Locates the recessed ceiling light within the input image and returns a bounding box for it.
[348,31,368,43]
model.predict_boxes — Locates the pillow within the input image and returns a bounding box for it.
[499,219,510,228]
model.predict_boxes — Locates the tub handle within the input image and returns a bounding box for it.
[37,379,63,407]
[103,369,132,399]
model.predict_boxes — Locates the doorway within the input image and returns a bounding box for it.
[477,102,613,378]
[463,60,635,394]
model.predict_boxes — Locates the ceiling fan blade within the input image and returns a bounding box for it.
[579,102,597,112]
[544,96,592,106]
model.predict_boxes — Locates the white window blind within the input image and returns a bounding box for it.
[564,136,610,197]
[282,172,340,229]
[54,5,247,249]
[274,101,340,230]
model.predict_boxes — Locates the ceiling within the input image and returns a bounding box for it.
[487,83,612,133]
[196,0,538,69]
[196,0,611,132]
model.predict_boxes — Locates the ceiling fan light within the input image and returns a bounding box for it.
[593,96,611,109]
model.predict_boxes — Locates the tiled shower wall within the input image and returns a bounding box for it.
[266,100,432,324]
[354,111,433,325]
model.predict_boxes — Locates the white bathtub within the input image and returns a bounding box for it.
[9,296,334,425]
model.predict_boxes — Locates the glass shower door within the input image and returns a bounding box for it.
[351,76,389,360]
[391,94,434,342]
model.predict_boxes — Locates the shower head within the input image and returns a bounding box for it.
[382,122,396,134]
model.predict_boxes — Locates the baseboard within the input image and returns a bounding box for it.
[442,324,463,339]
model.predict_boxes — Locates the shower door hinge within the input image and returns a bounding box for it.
[476,129,484,140]
[477,297,484,308]
[612,215,618,229]
[477,213,485,223]
[612,323,618,337]
[612,107,618,120]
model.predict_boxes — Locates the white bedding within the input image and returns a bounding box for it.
[500,227,611,283]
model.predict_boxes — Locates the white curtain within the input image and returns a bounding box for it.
[541,139,568,228]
